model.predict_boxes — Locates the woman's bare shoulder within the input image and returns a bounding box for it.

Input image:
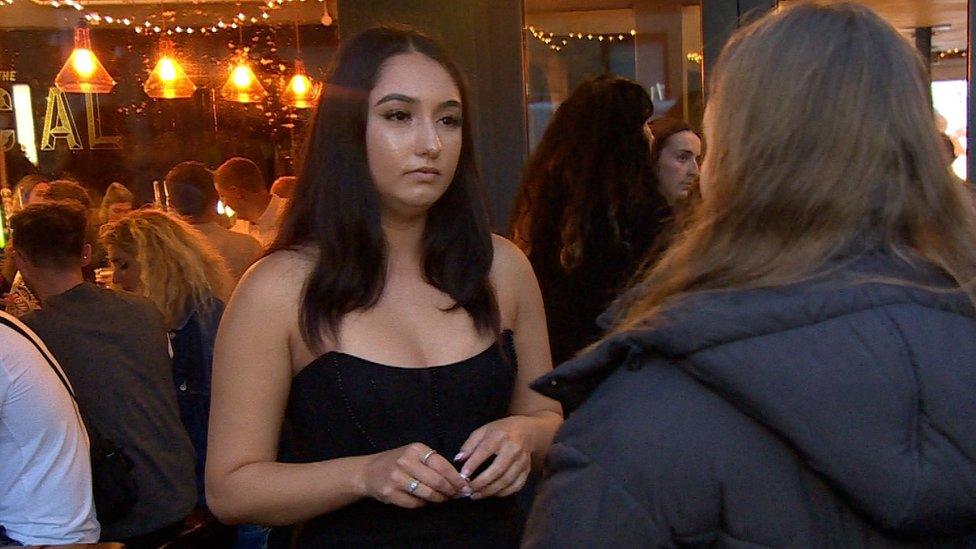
[491,234,534,282]
[490,234,540,324]
[232,247,316,309]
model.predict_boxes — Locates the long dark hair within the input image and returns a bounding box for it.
[271,25,498,351]
[509,75,664,271]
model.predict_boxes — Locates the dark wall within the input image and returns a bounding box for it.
[337,0,528,231]
[701,0,776,97]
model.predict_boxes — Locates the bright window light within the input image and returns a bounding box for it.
[932,80,967,181]
[12,85,38,165]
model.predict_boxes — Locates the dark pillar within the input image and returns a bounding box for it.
[969,0,975,182]
[738,0,778,24]
[700,0,738,97]
[701,0,776,98]
[337,0,528,231]
[915,27,933,77]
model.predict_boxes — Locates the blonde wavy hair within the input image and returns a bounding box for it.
[100,209,231,328]
[611,1,976,334]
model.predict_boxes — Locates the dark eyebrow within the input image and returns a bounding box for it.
[374,94,462,109]
[375,93,416,106]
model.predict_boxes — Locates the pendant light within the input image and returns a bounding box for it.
[221,15,265,104]
[281,21,320,109]
[220,54,266,103]
[55,22,116,94]
[144,38,196,99]
[282,60,319,109]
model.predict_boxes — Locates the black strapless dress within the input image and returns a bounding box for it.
[278,330,523,548]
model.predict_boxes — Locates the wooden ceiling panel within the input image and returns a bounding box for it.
[780,0,966,50]
[528,1,966,50]
[525,0,634,13]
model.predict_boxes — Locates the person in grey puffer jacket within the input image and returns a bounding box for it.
[523,3,976,547]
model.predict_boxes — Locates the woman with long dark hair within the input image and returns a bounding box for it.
[206,26,561,547]
[509,76,674,366]
[524,2,976,545]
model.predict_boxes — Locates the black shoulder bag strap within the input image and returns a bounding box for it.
[2,315,141,524]
[0,315,101,439]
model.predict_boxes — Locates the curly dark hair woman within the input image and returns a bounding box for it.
[509,75,673,366]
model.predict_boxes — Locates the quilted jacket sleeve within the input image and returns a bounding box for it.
[522,442,666,548]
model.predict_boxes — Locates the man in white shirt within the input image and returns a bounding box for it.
[213,157,285,247]
[0,311,100,546]
[165,161,262,283]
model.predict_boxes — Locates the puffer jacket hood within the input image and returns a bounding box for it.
[533,253,976,538]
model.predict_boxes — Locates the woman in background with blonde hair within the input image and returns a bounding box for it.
[100,209,231,503]
[524,2,976,546]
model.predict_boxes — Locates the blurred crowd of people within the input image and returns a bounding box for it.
[0,156,287,547]
[1,2,975,548]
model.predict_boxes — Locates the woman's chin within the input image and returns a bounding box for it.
[381,197,444,221]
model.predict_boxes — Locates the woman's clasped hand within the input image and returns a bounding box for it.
[361,414,537,508]
[361,444,466,507]
[456,416,534,500]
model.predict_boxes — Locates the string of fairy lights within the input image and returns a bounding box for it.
[527,24,709,64]
[527,25,637,52]
[934,47,967,62]
[3,1,970,61]
[40,0,325,34]
[528,24,968,65]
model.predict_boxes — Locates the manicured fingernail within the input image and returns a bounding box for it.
[460,471,470,480]
[453,452,465,462]
[460,487,472,497]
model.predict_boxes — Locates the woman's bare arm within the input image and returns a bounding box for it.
[204,251,372,525]
[456,236,563,498]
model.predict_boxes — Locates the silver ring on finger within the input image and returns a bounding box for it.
[407,478,420,495]
[421,449,437,465]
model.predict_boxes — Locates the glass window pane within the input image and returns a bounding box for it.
[0,2,335,205]
[524,0,703,150]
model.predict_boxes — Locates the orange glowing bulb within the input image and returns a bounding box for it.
[145,45,195,99]
[288,73,311,96]
[158,57,178,83]
[231,64,253,88]
[71,49,97,78]
[220,57,266,103]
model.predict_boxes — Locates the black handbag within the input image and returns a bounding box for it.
[85,425,139,523]
[0,316,138,524]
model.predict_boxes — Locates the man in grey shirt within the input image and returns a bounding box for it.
[11,201,196,545]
